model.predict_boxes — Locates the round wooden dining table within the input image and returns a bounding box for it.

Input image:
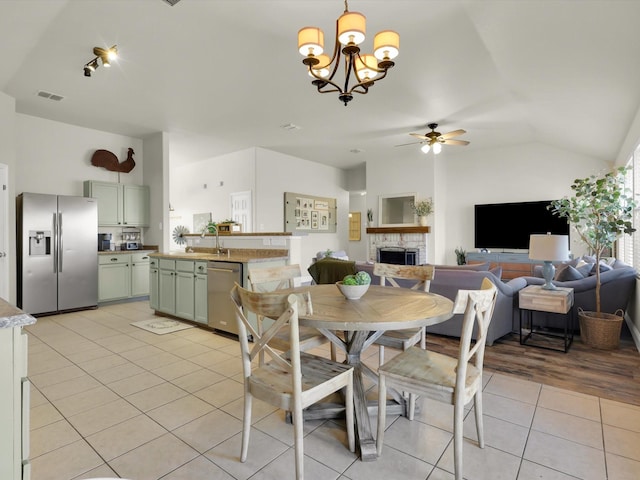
[294,284,454,461]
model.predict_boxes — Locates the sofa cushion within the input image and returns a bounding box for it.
[489,266,503,280]
[589,262,614,275]
[555,265,584,281]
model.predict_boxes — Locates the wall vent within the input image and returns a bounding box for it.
[37,90,65,102]
[161,0,182,5]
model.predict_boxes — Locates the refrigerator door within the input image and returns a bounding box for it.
[57,196,98,311]
[17,193,57,315]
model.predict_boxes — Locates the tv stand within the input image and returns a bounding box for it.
[466,252,536,280]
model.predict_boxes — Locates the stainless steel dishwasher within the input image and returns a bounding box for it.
[207,261,243,335]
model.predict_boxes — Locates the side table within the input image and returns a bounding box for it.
[519,285,574,353]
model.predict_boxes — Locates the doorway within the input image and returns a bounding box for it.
[230,191,252,233]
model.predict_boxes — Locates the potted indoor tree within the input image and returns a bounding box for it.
[549,166,636,349]
[411,199,434,226]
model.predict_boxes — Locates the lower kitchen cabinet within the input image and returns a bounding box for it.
[154,258,207,324]
[98,253,150,302]
[149,258,159,310]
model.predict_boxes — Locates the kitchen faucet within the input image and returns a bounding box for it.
[202,224,223,254]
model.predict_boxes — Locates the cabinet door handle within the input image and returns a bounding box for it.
[110,258,118,262]
[142,256,149,260]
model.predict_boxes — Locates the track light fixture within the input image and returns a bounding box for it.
[83,45,118,77]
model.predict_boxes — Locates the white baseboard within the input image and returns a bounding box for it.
[624,313,640,353]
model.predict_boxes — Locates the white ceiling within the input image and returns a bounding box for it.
[3,0,640,170]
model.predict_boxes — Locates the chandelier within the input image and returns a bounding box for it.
[297,0,399,106]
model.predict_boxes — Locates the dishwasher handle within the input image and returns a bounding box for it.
[208,267,236,273]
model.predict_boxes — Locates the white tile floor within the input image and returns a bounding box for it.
[24,300,640,480]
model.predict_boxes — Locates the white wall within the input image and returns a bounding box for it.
[441,142,610,264]
[15,114,143,196]
[254,148,349,269]
[0,93,16,303]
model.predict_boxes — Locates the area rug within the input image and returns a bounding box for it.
[130,318,194,335]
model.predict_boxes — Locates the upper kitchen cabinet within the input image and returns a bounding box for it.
[84,180,150,227]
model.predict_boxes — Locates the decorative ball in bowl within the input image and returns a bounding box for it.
[336,272,372,300]
[336,281,370,300]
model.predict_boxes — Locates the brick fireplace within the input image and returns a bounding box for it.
[366,226,430,264]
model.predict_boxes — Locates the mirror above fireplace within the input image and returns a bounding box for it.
[378,192,417,227]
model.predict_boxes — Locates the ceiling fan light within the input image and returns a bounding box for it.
[355,54,378,80]
[433,143,442,154]
[421,144,431,154]
[373,30,399,60]
[107,46,118,60]
[310,54,331,78]
[101,57,111,67]
[338,11,366,45]
[298,27,324,56]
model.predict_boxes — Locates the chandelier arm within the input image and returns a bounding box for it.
[346,67,389,95]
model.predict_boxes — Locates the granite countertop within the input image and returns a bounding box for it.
[0,298,37,329]
[150,248,288,263]
[98,248,158,255]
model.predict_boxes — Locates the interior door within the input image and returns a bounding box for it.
[0,164,7,300]
[230,191,252,233]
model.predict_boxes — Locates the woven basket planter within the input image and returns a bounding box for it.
[578,308,624,350]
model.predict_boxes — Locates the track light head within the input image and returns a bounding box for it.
[84,45,117,77]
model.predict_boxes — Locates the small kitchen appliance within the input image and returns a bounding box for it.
[98,233,112,251]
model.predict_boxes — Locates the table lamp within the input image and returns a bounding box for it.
[528,234,570,290]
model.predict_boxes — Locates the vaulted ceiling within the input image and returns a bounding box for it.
[3,0,640,169]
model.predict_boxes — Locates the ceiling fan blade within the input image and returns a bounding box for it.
[395,141,423,147]
[440,129,466,139]
[409,133,428,140]
[443,139,470,146]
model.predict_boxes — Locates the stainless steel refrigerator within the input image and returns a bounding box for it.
[17,193,98,315]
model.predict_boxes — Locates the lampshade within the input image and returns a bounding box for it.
[310,54,331,78]
[298,27,324,56]
[338,11,366,45]
[373,30,399,60]
[432,143,442,154]
[421,143,431,154]
[528,234,570,261]
[355,54,378,80]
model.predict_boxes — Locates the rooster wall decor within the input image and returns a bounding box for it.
[91,147,136,174]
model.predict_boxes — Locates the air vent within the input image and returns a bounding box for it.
[161,0,182,5]
[37,90,64,102]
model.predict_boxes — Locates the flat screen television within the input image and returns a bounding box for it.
[474,200,569,250]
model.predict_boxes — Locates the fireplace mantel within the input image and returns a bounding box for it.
[366,226,430,234]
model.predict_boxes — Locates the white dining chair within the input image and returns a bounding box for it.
[230,283,355,479]
[248,264,334,363]
[373,263,435,364]
[376,278,497,480]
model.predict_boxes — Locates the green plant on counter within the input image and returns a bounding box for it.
[205,221,218,233]
[343,271,371,285]
[455,247,466,265]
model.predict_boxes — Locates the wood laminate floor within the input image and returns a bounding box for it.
[427,331,640,407]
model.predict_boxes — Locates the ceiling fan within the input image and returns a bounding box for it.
[397,123,470,154]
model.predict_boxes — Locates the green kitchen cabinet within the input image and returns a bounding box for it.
[98,255,130,301]
[149,258,159,310]
[194,263,208,324]
[84,180,150,227]
[131,253,150,297]
[158,259,177,314]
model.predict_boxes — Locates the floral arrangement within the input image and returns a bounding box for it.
[411,199,434,217]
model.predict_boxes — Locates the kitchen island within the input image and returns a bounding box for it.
[149,248,289,334]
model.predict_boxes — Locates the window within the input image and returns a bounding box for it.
[618,144,640,267]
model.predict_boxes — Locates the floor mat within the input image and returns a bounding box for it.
[130,318,195,335]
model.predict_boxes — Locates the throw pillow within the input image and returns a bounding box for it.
[555,265,584,282]
[576,260,595,277]
[589,262,614,275]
